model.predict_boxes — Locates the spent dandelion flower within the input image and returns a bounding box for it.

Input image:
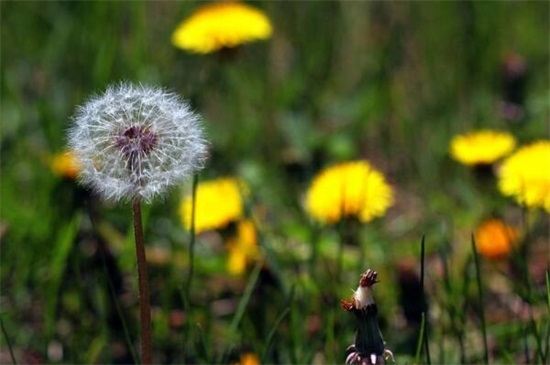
[50,150,81,179]
[67,82,208,364]
[450,130,516,167]
[226,220,260,275]
[342,269,394,365]
[497,140,550,212]
[475,219,519,260]
[171,1,272,54]
[68,83,208,203]
[180,177,247,233]
[305,161,394,224]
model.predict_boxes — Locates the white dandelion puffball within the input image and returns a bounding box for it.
[68,83,208,203]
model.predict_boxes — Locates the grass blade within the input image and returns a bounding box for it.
[0,315,16,365]
[219,260,264,363]
[261,306,291,363]
[414,312,426,365]
[45,213,81,337]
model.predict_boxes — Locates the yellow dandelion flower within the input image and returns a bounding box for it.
[50,150,81,179]
[180,177,247,233]
[475,219,518,260]
[227,220,260,275]
[171,1,273,54]
[232,352,260,365]
[497,140,550,212]
[305,161,394,224]
[450,130,516,166]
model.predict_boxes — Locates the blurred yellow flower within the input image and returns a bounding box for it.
[180,177,247,233]
[233,352,260,365]
[227,220,260,275]
[171,1,273,54]
[305,160,394,224]
[497,140,550,212]
[50,150,81,179]
[450,130,516,166]
[475,219,518,260]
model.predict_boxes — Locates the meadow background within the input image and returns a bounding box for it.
[1,1,549,364]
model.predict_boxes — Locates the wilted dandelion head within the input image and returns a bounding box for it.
[450,130,516,166]
[180,177,247,233]
[497,140,550,212]
[68,83,208,203]
[171,1,272,54]
[305,161,394,224]
[475,219,518,260]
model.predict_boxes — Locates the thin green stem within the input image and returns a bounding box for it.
[185,174,199,303]
[99,246,139,364]
[219,260,263,364]
[261,307,291,364]
[0,315,16,365]
[471,234,489,365]
[308,222,320,278]
[133,198,152,365]
[420,235,431,365]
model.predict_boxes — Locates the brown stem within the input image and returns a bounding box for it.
[133,198,153,364]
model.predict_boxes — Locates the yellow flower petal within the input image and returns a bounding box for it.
[305,161,394,224]
[172,1,272,54]
[232,352,260,365]
[180,177,247,233]
[227,220,259,275]
[50,150,81,179]
[497,140,550,212]
[450,130,516,166]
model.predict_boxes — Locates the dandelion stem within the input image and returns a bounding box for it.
[419,235,431,365]
[471,234,489,365]
[133,198,153,365]
[185,174,199,303]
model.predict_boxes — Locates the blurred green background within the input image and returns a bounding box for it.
[1,1,549,364]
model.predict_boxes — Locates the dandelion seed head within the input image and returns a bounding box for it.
[68,83,208,203]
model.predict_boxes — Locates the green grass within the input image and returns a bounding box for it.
[1,1,549,364]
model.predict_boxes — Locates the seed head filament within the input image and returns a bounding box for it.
[114,125,158,183]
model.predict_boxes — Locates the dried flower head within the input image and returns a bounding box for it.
[68,83,208,203]
[497,140,550,212]
[171,1,272,54]
[342,269,394,365]
[180,177,248,233]
[305,161,394,224]
[450,130,516,166]
[475,219,519,260]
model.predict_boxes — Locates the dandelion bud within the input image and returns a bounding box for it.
[68,83,208,203]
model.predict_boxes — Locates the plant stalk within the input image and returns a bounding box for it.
[133,198,153,364]
[471,234,489,365]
